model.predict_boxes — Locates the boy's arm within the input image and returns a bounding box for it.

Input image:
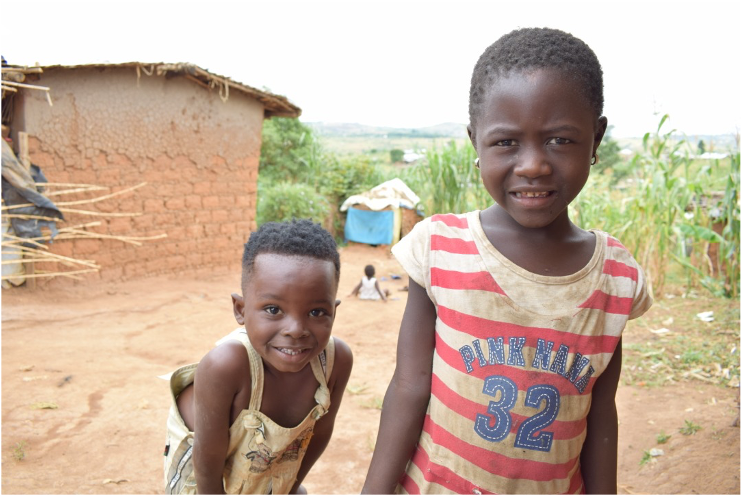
[192,342,248,495]
[374,280,387,302]
[580,338,622,494]
[362,279,436,493]
[290,337,354,493]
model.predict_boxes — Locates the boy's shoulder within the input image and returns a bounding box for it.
[198,330,251,383]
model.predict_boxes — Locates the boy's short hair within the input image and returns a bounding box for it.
[364,265,375,278]
[242,219,340,285]
[469,27,604,126]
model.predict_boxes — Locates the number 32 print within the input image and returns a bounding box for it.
[474,375,560,452]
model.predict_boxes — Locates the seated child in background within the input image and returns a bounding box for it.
[362,27,652,494]
[348,264,390,302]
[163,219,353,494]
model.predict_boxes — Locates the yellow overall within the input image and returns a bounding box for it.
[163,330,334,494]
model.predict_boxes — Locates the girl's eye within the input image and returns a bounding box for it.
[264,306,281,315]
[546,137,571,145]
[494,139,517,146]
[309,308,328,317]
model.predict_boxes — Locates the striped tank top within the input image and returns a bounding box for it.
[391,211,652,494]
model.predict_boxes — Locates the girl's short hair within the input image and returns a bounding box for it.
[469,27,604,126]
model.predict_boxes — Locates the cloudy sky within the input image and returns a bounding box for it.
[3,0,739,138]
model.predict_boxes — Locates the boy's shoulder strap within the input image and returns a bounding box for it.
[319,336,335,380]
[215,328,262,410]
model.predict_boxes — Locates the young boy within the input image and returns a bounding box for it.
[163,219,353,494]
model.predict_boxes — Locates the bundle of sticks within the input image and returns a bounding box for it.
[2,181,166,281]
[1,65,53,106]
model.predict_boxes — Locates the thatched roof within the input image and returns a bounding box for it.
[38,62,301,118]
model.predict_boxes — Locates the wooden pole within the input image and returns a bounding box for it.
[18,132,35,288]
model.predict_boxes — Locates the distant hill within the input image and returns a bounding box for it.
[306,121,468,139]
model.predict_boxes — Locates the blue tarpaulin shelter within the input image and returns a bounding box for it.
[340,178,421,246]
[344,207,395,245]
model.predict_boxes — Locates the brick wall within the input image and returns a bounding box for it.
[16,66,266,287]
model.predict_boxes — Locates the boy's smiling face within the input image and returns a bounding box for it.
[232,253,339,375]
[470,68,607,232]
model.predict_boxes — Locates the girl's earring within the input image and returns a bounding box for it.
[475,158,480,169]
[590,153,599,166]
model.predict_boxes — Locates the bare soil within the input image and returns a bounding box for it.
[1,243,738,494]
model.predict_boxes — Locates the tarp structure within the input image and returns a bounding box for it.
[340,178,421,246]
[1,139,64,286]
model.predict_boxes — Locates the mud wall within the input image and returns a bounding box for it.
[17,66,265,286]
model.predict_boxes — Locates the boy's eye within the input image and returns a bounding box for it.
[546,137,571,145]
[264,306,281,315]
[494,139,517,146]
[309,308,328,317]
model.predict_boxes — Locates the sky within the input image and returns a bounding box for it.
[2,0,740,139]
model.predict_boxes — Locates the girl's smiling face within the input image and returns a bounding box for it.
[469,68,607,232]
[232,253,339,375]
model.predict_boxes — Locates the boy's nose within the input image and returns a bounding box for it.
[282,318,310,338]
[514,148,552,178]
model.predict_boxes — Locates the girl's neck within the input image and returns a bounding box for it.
[479,206,595,276]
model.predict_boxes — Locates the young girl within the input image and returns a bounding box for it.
[362,28,652,494]
[348,264,389,302]
[163,220,353,494]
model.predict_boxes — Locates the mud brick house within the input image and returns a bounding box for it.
[6,62,300,285]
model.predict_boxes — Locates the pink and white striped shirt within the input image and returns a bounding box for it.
[391,211,652,494]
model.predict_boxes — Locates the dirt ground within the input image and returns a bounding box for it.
[1,243,739,494]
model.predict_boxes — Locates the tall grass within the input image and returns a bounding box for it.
[575,115,738,297]
[401,139,488,215]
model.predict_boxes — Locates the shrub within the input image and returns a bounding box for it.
[256,181,330,226]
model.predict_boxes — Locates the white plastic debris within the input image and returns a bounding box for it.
[696,311,714,322]
[650,328,672,335]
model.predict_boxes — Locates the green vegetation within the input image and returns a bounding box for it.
[12,441,26,461]
[257,118,396,236]
[390,149,404,163]
[574,115,738,299]
[259,115,739,304]
[656,431,672,444]
[679,420,702,435]
[639,450,654,466]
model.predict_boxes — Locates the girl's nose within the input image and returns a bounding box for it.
[514,148,552,178]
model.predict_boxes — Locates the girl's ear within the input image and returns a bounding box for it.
[467,124,478,150]
[232,293,245,325]
[593,116,608,153]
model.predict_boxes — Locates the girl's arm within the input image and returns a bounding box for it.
[580,338,622,494]
[192,342,248,495]
[374,280,387,302]
[362,279,437,493]
[290,337,353,493]
[348,281,361,297]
